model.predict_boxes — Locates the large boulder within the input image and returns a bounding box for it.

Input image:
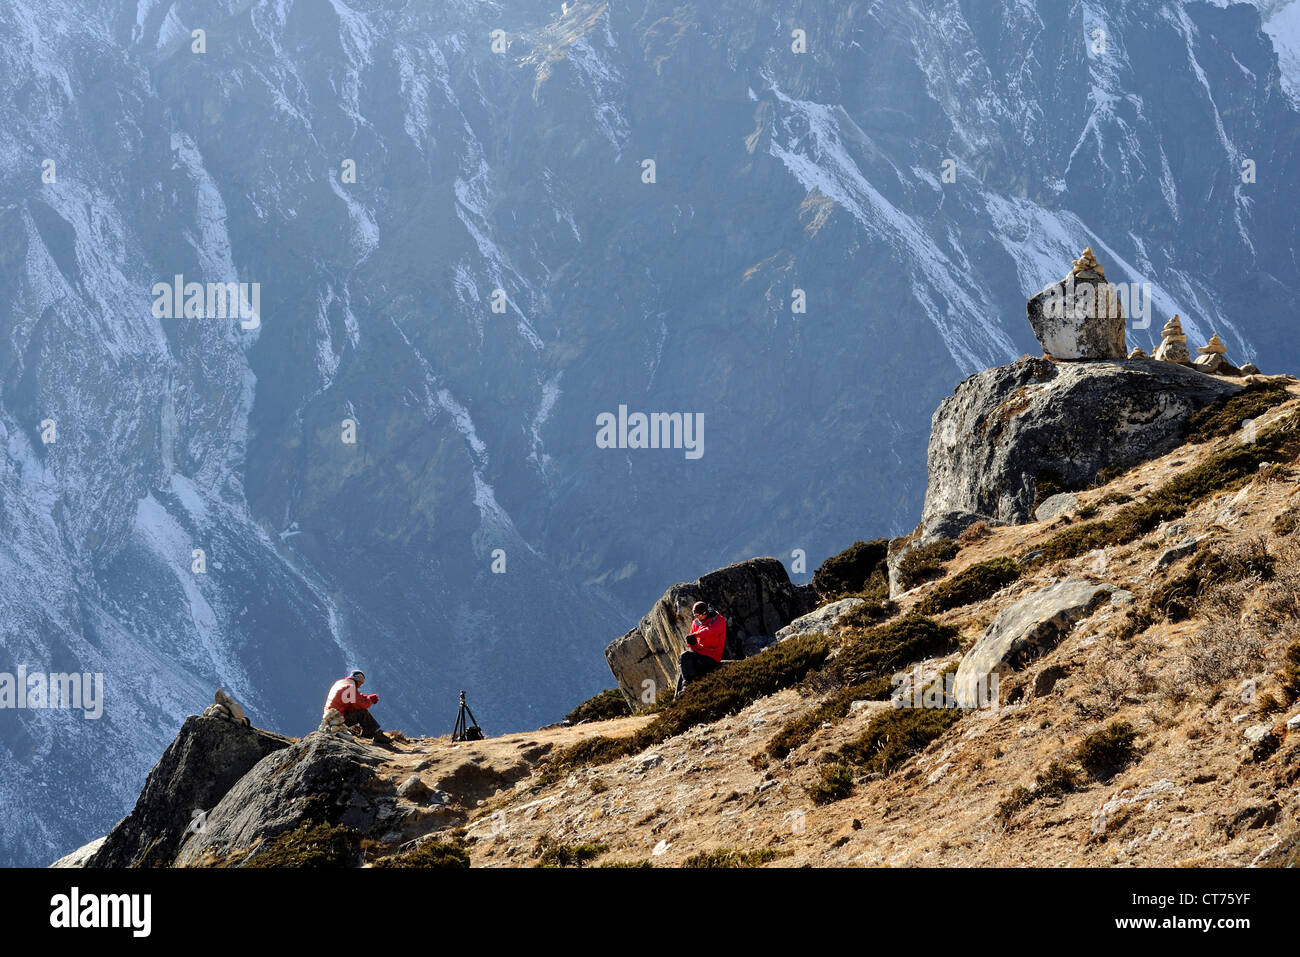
[603,557,812,703]
[918,356,1241,540]
[1025,247,1126,360]
[953,578,1121,708]
[84,715,291,867]
[173,732,397,866]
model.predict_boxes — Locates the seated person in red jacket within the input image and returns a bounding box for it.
[324,670,391,745]
[676,602,727,693]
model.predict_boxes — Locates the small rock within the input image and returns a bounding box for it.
[1240,362,1260,375]
[1287,714,1300,732]
[849,700,870,712]
[1151,537,1200,571]
[397,775,432,802]
[1034,492,1079,523]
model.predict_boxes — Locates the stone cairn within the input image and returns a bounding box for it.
[1194,332,1237,375]
[1153,315,1192,365]
[1025,246,1127,360]
[319,707,348,734]
[1128,346,1148,359]
[202,688,251,727]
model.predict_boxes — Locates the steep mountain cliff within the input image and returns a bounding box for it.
[6,0,1300,866]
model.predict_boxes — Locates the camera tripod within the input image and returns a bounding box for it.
[451,690,484,742]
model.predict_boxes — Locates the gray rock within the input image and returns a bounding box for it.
[1151,537,1201,571]
[775,597,866,641]
[919,356,1241,539]
[174,732,392,866]
[1194,353,1238,376]
[1243,723,1273,743]
[397,775,433,803]
[1240,362,1261,375]
[50,836,106,868]
[603,557,813,702]
[85,715,291,868]
[953,578,1118,708]
[1287,714,1300,732]
[1025,251,1127,360]
[1034,492,1080,523]
[741,634,780,657]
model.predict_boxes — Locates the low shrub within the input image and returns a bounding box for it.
[896,538,960,589]
[957,521,993,544]
[916,557,1022,615]
[566,689,632,725]
[806,762,856,805]
[1277,639,1300,702]
[372,836,470,868]
[837,706,961,776]
[682,847,784,868]
[535,842,609,868]
[995,761,1080,825]
[1148,542,1274,622]
[764,679,892,760]
[1075,721,1139,780]
[245,822,360,868]
[1037,413,1300,562]
[1183,381,1291,440]
[543,633,832,777]
[813,539,890,598]
[828,615,960,687]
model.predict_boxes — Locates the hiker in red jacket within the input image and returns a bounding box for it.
[676,602,727,693]
[324,670,391,745]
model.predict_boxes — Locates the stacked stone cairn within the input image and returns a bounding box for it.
[202,688,251,727]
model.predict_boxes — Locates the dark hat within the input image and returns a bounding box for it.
[692,601,708,616]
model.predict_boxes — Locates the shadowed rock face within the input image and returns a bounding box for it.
[918,356,1241,540]
[603,558,813,702]
[85,716,291,868]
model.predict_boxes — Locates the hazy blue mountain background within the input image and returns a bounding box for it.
[0,0,1297,865]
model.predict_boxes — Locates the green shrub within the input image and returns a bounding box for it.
[896,538,960,589]
[1097,492,1133,507]
[1038,414,1300,562]
[813,539,890,598]
[372,837,470,869]
[598,859,654,868]
[1075,722,1139,780]
[566,689,632,725]
[682,847,784,868]
[995,761,1080,825]
[806,762,857,804]
[764,679,892,760]
[828,615,960,686]
[535,842,609,868]
[1184,382,1291,440]
[838,706,961,776]
[1033,470,1072,508]
[916,557,1022,615]
[838,599,898,628]
[1275,512,1300,536]
[245,822,360,868]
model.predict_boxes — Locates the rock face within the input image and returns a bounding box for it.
[1025,248,1127,360]
[918,356,1242,540]
[603,558,812,702]
[85,716,291,868]
[174,732,397,867]
[953,578,1121,708]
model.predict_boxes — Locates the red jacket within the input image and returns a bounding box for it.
[687,613,727,662]
[325,677,377,714]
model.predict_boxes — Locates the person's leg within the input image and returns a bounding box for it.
[678,651,715,691]
[354,709,381,737]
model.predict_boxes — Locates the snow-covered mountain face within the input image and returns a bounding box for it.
[1,0,1296,866]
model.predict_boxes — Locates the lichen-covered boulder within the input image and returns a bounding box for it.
[1025,248,1127,360]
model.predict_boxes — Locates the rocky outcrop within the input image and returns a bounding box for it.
[603,557,813,702]
[85,715,292,867]
[1025,247,1126,360]
[918,356,1241,540]
[953,578,1123,708]
[174,732,402,866]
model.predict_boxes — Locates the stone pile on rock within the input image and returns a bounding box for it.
[1025,247,1127,360]
[202,688,251,727]
[1194,333,1237,375]
[1153,315,1192,365]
